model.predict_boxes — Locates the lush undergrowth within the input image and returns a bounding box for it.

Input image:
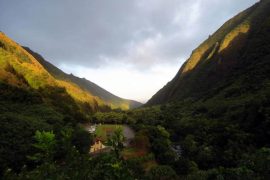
[1,1,270,179]
[128,81,270,179]
[86,72,270,179]
[0,82,90,176]
[0,32,114,115]
[1,59,269,179]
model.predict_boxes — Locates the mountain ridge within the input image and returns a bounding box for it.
[23,47,142,109]
[147,0,270,106]
[0,32,141,113]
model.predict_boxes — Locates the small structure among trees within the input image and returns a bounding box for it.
[89,128,125,156]
[90,138,106,153]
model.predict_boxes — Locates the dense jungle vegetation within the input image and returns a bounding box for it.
[1,0,270,179]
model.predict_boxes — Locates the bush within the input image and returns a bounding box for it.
[147,165,178,180]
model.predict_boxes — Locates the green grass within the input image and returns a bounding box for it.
[95,124,123,141]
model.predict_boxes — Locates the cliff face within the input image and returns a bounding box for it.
[147,0,270,106]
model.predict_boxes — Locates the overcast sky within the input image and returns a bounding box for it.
[0,0,258,102]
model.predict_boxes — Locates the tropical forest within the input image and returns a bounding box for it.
[0,0,270,179]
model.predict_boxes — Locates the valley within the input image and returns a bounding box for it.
[0,0,270,179]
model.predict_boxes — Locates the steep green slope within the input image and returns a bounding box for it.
[139,1,270,178]
[0,32,90,174]
[0,32,141,112]
[23,47,142,110]
[147,0,270,106]
[0,31,142,175]
[0,32,112,114]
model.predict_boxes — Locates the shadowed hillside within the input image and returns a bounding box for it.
[23,47,142,110]
[1,1,270,179]
[0,32,140,111]
[0,31,140,175]
[0,32,111,113]
[147,0,270,106]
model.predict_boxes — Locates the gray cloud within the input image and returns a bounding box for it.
[0,0,258,70]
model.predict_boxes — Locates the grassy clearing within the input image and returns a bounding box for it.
[95,124,123,141]
[122,147,148,159]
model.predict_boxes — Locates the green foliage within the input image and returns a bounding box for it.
[140,126,177,165]
[90,154,133,180]
[28,131,56,163]
[72,126,93,154]
[4,130,139,180]
[0,113,51,175]
[147,0,270,106]
[106,128,125,159]
[130,67,270,177]
[0,83,61,175]
[92,111,127,124]
[1,1,270,179]
[147,165,178,180]
[0,82,90,176]
[240,147,270,179]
